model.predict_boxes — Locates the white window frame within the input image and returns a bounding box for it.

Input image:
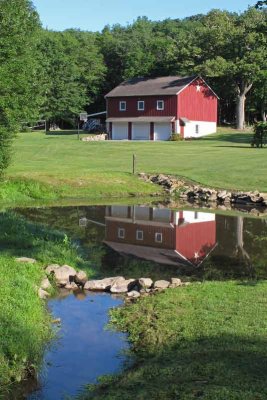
[136,230,144,241]
[155,232,163,243]
[137,100,145,111]
[157,100,164,111]
[119,101,126,111]
[118,228,125,239]
[195,124,199,134]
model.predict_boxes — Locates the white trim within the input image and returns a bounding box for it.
[136,230,144,241]
[137,100,145,111]
[119,101,126,111]
[118,228,125,239]
[156,100,164,110]
[155,232,163,243]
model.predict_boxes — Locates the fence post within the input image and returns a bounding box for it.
[133,154,136,174]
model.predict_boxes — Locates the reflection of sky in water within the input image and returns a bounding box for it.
[28,292,128,400]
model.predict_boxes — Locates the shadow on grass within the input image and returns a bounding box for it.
[204,133,253,145]
[45,130,78,136]
[79,334,267,400]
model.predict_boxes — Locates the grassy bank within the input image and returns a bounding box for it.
[4,127,267,204]
[0,211,92,397]
[0,255,51,397]
[80,281,267,400]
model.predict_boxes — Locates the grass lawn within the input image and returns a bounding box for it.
[4,127,267,202]
[80,281,267,400]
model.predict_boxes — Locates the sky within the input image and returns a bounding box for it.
[33,0,252,32]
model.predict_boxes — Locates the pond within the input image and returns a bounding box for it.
[15,204,267,280]
[3,203,267,399]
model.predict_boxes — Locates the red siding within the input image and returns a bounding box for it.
[178,78,217,122]
[106,220,175,249]
[107,95,177,118]
[175,221,216,264]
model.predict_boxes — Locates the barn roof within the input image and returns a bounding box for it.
[105,75,197,97]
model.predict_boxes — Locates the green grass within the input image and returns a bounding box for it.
[0,255,51,397]
[80,281,267,400]
[4,127,267,204]
[0,211,94,396]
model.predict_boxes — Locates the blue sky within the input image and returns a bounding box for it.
[33,0,252,32]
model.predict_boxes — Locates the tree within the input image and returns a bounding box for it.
[196,8,267,129]
[0,0,42,175]
[39,30,105,127]
[255,1,267,9]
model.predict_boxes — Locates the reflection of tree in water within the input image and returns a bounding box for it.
[202,215,267,280]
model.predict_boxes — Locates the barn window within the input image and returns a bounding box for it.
[195,124,199,134]
[119,101,126,111]
[157,100,164,110]
[155,232,163,243]
[137,101,145,111]
[118,228,125,239]
[136,230,144,240]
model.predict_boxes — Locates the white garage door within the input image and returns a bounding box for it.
[112,123,128,140]
[154,123,171,141]
[132,123,150,140]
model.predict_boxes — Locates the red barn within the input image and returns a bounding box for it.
[105,75,218,140]
[104,206,217,267]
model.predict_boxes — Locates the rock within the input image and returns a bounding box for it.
[76,271,87,281]
[127,290,141,299]
[139,278,153,289]
[65,282,79,290]
[82,133,107,142]
[53,265,76,285]
[110,279,136,294]
[69,271,88,289]
[52,318,61,324]
[154,280,170,289]
[217,190,231,200]
[45,264,60,274]
[16,257,36,263]
[170,278,182,287]
[41,278,51,290]
[209,193,217,202]
[84,277,124,291]
[38,288,49,299]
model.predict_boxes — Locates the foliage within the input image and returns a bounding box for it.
[39,30,106,127]
[169,133,182,141]
[255,0,267,9]
[0,126,15,177]
[78,281,267,399]
[0,0,42,175]
[251,122,267,147]
[195,8,267,129]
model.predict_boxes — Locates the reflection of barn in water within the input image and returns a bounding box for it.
[104,206,217,267]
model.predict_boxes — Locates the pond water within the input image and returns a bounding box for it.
[3,203,267,399]
[15,204,267,280]
[27,291,128,400]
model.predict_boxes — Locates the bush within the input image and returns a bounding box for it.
[0,126,15,177]
[169,133,182,141]
[251,122,267,148]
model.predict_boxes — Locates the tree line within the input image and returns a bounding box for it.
[0,0,266,143]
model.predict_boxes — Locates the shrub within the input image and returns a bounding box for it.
[0,126,15,177]
[169,133,182,141]
[251,122,267,148]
